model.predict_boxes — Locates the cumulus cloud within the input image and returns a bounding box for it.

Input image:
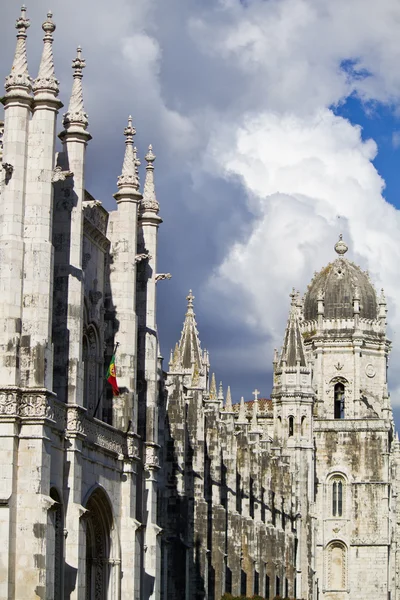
[2,0,400,405]
[206,110,400,346]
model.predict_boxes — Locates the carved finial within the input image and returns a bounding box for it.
[273,348,279,364]
[238,396,247,424]
[33,11,59,96]
[252,388,260,402]
[170,342,181,371]
[186,289,195,313]
[5,6,32,96]
[225,386,233,411]
[133,146,141,187]
[209,373,217,400]
[334,233,348,256]
[142,143,160,213]
[252,397,258,427]
[117,115,140,190]
[63,46,88,130]
[218,381,224,403]
[379,288,387,322]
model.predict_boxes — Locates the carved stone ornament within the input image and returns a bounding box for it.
[0,392,18,416]
[155,273,172,282]
[365,364,376,378]
[334,362,344,371]
[145,444,160,469]
[134,253,152,264]
[52,166,73,182]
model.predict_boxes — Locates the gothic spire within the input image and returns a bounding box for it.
[117,116,140,190]
[225,386,233,411]
[5,6,32,97]
[177,290,203,371]
[279,290,307,368]
[142,144,160,213]
[63,47,88,130]
[33,11,59,97]
[237,396,247,424]
[209,373,217,400]
[218,381,224,404]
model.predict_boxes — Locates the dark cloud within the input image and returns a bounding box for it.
[2,0,400,418]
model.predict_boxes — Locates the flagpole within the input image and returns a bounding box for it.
[93,342,119,419]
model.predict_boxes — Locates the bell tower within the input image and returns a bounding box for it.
[300,235,393,600]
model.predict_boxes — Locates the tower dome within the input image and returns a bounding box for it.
[303,235,378,321]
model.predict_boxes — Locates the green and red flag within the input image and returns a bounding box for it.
[106,354,119,396]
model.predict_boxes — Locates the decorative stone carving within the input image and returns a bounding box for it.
[145,444,160,469]
[66,405,85,434]
[134,253,152,263]
[155,273,172,282]
[52,166,73,182]
[0,392,18,416]
[20,394,49,418]
[365,364,376,378]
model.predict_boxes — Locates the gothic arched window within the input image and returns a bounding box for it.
[288,416,294,437]
[334,383,345,419]
[83,324,101,416]
[332,477,344,517]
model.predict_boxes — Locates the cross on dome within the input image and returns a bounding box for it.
[252,388,260,401]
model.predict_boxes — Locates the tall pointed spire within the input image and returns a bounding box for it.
[225,386,233,411]
[117,116,139,190]
[218,381,224,404]
[238,396,247,424]
[63,46,88,130]
[142,144,160,213]
[5,6,32,97]
[279,291,307,368]
[177,290,203,371]
[32,11,59,97]
[209,373,217,400]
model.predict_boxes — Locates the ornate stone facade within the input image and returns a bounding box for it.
[0,9,163,600]
[1,7,400,600]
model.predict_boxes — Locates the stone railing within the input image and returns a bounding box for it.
[0,388,140,459]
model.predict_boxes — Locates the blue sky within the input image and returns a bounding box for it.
[2,0,400,423]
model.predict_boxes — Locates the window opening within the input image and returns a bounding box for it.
[332,478,344,517]
[288,416,294,437]
[334,383,345,419]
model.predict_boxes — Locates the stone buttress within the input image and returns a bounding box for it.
[136,144,163,599]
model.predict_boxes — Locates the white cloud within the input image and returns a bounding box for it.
[2,0,400,403]
[206,108,400,399]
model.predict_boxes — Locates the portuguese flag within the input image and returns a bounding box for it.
[106,354,119,396]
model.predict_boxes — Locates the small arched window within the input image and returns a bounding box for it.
[288,416,294,437]
[332,477,344,517]
[334,383,345,419]
[301,416,306,437]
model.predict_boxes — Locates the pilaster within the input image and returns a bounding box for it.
[0,7,32,386]
[54,47,91,405]
[22,12,62,390]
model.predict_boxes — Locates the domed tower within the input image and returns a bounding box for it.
[299,235,394,600]
[302,234,390,421]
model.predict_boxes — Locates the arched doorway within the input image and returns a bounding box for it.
[85,488,115,600]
